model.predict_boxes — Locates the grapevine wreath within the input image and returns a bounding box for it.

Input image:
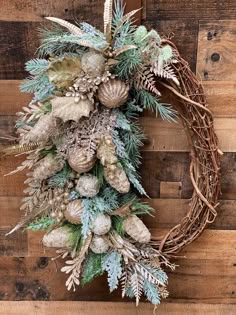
[2,0,221,306]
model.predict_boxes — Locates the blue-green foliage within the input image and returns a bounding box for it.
[143,280,160,304]
[20,59,55,102]
[113,49,142,80]
[81,187,119,237]
[80,22,105,38]
[25,58,49,75]
[102,251,122,292]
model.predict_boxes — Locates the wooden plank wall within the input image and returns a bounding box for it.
[0,0,236,313]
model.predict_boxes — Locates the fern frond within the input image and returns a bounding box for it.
[135,67,161,96]
[130,268,143,306]
[151,63,179,86]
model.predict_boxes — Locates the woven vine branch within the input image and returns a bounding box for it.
[154,41,221,254]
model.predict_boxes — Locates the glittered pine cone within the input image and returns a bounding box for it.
[122,215,151,244]
[67,147,96,174]
[23,113,57,143]
[33,154,64,181]
[42,226,74,248]
[75,174,99,197]
[81,51,106,77]
[64,199,83,224]
[90,235,110,254]
[98,79,129,108]
[104,163,130,194]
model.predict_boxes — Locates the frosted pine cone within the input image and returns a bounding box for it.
[64,199,83,224]
[104,164,130,193]
[67,147,96,174]
[91,213,111,235]
[122,215,151,243]
[90,235,110,254]
[33,154,64,180]
[81,51,106,77]
[75,174,99,197]
[42,226,74,248]
[23,114,57,143]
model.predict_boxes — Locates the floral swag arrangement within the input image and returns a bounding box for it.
[3,0,221,306]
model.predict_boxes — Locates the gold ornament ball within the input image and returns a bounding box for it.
[90,235,109,254]
[91,213,111,235]
[98,79,129,109]
[64,199,83,224]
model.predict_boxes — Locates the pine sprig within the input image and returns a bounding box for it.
[135,89,177,122]
[24,216,56,231]
[81,250,105,285]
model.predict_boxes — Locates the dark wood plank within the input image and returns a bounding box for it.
[146,1,236,20]
[0,0,104,22]
[140,151,235,199]
[143,199,236,230]
[0,151,236,199]
[0,230,235,302]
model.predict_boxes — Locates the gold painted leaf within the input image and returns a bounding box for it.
[51,96,94,123]
[47,56,83,88]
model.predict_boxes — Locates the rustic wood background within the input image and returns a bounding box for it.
[0,0,236,314]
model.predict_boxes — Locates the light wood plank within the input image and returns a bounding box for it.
[197,20,236,81]
[140,117,236,152]
[0,301,235,315]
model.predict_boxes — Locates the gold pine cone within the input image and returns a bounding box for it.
[67,147,96,174]
[33,154,64,181]
[42,226,74,248]
[104,163,130,194]
[24,114,57,143]
[97,134,118,166]
[81,51,106,77]
[98,79,129,108]
[64,199,83,224]
[123,215,151,244]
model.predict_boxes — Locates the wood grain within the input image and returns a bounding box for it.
[0,230,235,302]
[1,151,236,199]
[0,0,104,22]
[1,115,236,152]
[146,1,236,20]
[1,80,236,118]
[0,301,235,315]
[197,20,236,81]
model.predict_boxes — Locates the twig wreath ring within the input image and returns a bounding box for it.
[2,0,221,306]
